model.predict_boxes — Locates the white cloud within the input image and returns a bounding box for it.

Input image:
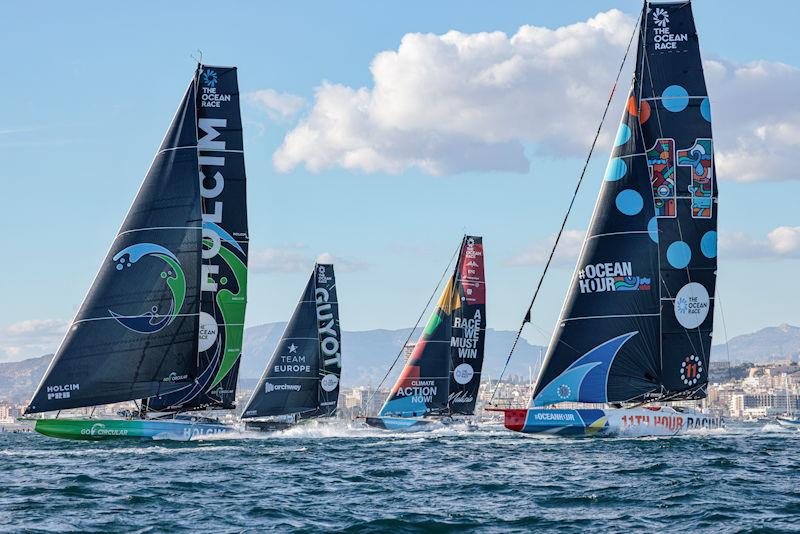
[275,10,635,175]
[707,60,800,182]
[250,245,366,273]
[0,318,68,362]
[721,226,800,260]
[508,229,586,267]
[245,89,306,121]
[273,11,800,181]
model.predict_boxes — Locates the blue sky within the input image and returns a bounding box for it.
[1,1,799,361]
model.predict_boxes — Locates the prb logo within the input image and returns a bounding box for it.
[681,355,703,386]
[202,68,218,87]
[652,7,669,27]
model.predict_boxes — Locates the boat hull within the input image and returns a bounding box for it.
[363,416,438,432]
[497,407,722,437]
[776,416,800,429]
[31,418,236,441]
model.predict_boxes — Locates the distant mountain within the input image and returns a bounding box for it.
[712,324,800,364]
[0,354,52,404]
[2,323,798,403]
[241,323,546,388]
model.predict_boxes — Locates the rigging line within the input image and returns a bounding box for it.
[716,286,734,382]
[362,237,463,416]
[487,6,644,406]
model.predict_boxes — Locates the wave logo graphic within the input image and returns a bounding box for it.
[652,7,669,28]
[202,68,218,87]
[109,243,186,334]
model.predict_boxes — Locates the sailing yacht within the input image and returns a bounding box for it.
[365,236,486,431]
[240,263,343,431]
[23,64,250,440]
[494,1,723,436]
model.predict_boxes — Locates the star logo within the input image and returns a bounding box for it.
[288,343,298,353]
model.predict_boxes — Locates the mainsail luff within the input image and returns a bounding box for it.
[447,236,486,415]
[529,1,716,407]
[242,263,341,419]
[26,78,203,414]
[379,236,481,418]
[145,64,250,412]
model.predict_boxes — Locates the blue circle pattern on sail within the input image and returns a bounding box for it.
[108,243,186,334]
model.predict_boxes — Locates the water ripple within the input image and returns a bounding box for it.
[0,422,798,532]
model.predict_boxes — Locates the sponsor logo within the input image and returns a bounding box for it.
[448,390,475,404]
[320,373,339,392]
[198,311,219,352]
[453,363,474,385]
[108,244,186,334]
[674,282,710,329]
[451,310,482,358]
[681,354,703,386]
[316,285,342,370]
[652,7,669,27]
[210,386,234,397]
[80,423,129,437]
[200,73,231,107]
[264,382,302,394]
[395,379,437,404]
[577,261,651,294]
[532,411,576,422]
[163,372,189,383]
[557,384,572,399]
[202,68,218,87]
[651,7,688,50]
[46,383,79,401]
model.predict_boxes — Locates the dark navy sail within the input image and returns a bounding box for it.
[146,65,249,412]
[26,81,202,414]
[640,2,716,398]
[447,236,486,415]
[530,1,716,407]
[242,264,341,419]
[309,264,342,418]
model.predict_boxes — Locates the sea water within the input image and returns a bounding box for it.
[0,422,797,532]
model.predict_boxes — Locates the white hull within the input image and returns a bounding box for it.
[498,406,723,437]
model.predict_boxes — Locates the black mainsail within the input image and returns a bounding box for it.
[26,79,203,413]
[530,1,716,407]
[242,264,342,419]
[380,236,486,417]
[145,65,249,412]
[26,64,250,416]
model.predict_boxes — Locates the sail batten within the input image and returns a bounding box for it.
[530,1,716,408]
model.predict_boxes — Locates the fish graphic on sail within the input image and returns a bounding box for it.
[367,236,486,430]
[241,264,342,430]
[496,1,722,436]
[24,64,249,441]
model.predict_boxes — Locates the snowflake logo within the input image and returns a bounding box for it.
[202,68,218,88]
[676,297,688,314]
[652,7,669,28]
[557,384,572,399]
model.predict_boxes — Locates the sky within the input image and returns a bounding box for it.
[1,0,799,362]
